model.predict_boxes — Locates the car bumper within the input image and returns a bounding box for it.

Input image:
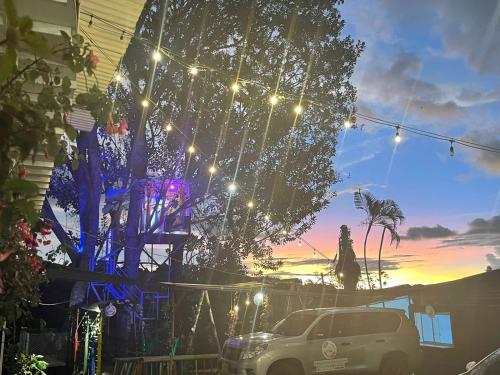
[220,358,265,375]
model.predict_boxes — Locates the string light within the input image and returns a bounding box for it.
[264,214,270,222]
[228,182,237,192]
[233,305,239,312]
[339,272,344,278]
[141,99,149,108]
[114,73,123,82]
[247,201,254,208]
[245,298,250,306]
[189,66,199,76]
[120,31,125,41]
[164,123,172,132]
[313,249,316,258]
[152,50,162,62]
[88,15,93,27]
[344,120,352,129]
[230,82,240,92]
[269,95,279,106]
[282,229,288,235]
[449,140,455,157]
[394,127,401,143]
[298,239,302,247]
[187,145,195,154]
[294,104,303,115]
[209,165,217,174]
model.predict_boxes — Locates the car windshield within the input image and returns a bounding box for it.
[271,312,318,336]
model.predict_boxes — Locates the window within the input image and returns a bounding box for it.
[367,296,412,317]
[271,312,318,336]
[414,312,453,347]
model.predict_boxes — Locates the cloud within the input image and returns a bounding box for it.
[404,225,457,240]
[381,0,500,75]
[464,129,500,175]
[486,247,500,270]
[439,215,500,248]
[359,54,466,123]
[457,87,500,106]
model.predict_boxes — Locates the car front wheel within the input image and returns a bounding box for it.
[379,354,410,375]
[267,360,303,375]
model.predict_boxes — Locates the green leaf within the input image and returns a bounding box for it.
[61,76,71,95]
[53,76,61,85]
[71,156,79,170]
[60,30,71,42]
[72,34,84,46]
[18,16,33,34]
[3,178,39,197]
[64,123,77,141]
[54,153,66,166]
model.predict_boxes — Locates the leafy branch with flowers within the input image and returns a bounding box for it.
[0,0,117,323]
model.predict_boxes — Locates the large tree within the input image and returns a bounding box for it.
[50,0,364,283]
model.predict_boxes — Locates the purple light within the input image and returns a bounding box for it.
[170,184,175,190]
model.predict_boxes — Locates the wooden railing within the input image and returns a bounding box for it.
[113,354,219,375]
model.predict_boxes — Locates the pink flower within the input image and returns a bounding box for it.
[86,50,99,69]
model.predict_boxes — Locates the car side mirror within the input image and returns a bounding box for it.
[466,361,476,371]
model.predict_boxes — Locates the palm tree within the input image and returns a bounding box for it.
[354,191,405,289]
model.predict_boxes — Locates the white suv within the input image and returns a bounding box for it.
[221,307,421,375]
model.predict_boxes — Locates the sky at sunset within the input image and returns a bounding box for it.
[267,0,500,286]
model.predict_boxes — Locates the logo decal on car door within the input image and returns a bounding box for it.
[321,340,338,359]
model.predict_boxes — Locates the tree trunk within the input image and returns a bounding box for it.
[378,227,386,289]
[363,222,373,289]
[74,126,102,271]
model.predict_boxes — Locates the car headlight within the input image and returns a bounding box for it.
[240,343,268,360]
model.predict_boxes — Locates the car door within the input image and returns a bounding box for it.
[306,313,357,374]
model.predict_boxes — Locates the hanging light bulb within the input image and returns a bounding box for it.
[247,201,254,209]
[344,120,352,128]
[233,305,239,312]
[394,127,401,143]
[187,145,195,154]
[88,15,93,27]
[115,73,123,82]
[339,272,344,278]
[164,123,173,132]
[245,298,251,306]
[152,50,162,62]
[209,165,217,174]
[298,239,302,247]
[264,214,270,222]
[189,66,199,76]
[120,31,125,41]
[231,82,240,92]
[141,99,149,108]
[228,182,237,192]
[313,249,316,258]
[449,140,455,157]
[294,104,303,115]
[282,229,288,235]
[269,95,279,106]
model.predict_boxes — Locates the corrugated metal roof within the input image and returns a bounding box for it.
[76,0,146,96]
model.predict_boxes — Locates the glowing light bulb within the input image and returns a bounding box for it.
[449,141,455,157]
[164,123,172,132]
[294,104,303,115]
[298,239,302,247]
[189,66,199,76]
[344,120,352,128]
[394,128,401,143]
[234,305,239,312]
[313,249,316,258]
[282,229,288,235]
[247,201,254,208]
[152,50,162,62]
[115,73,123,82]
[209,165,217,174]
[231,82,240,92]
[264,214,270,222]
[245,299,250,306]
[339,272,344,278]
[141,99,149,108]
[228,183,237,192]
[269,95,279,106]
[188,145,195,154]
